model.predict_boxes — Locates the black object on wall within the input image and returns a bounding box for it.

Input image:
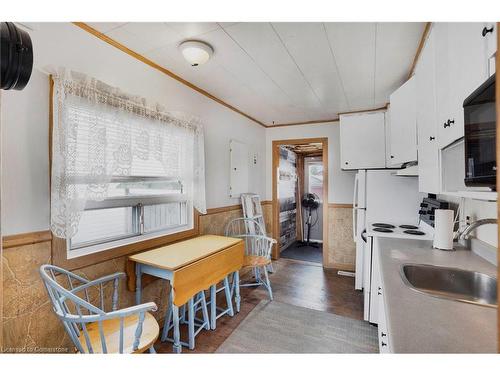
[1,22,33,90]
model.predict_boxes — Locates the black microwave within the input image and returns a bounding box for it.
[463,73,496,189]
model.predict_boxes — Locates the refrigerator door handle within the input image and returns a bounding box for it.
[353,173,359,209]
[353,208,357,242]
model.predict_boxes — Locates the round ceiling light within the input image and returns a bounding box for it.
[179,40,214,67]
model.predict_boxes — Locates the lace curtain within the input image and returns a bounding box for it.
[51,70,206,239]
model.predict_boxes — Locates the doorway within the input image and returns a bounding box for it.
[271,138,328,265]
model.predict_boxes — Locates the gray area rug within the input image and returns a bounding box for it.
[216,301,379,353]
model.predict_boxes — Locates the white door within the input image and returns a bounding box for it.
[416,28,440,194]
[389,76,417,165]
[340,112,386,170]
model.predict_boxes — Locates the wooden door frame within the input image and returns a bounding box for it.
[272,137,329,266]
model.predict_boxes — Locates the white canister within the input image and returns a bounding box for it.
[433,209,454,250]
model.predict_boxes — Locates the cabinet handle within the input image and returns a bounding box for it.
[443,119,454,128]
[429,136,435,141]
[390,155,394,159]
[381,332,387,338]
[378,287,382,295]
[382,342,387,347]
[345,161,348,165]
[482,26,494,37]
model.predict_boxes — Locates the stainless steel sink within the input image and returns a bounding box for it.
[401,264,497,308]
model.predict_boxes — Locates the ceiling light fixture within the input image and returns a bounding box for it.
[179,40,214,67]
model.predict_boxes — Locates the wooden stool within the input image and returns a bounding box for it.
[161,289,210,350]
[208,274,235,330]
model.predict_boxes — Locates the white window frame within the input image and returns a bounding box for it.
[66,175,193,259]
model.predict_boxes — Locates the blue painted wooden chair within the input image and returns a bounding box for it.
[40,264,159,353]
[225,218,276,311]
[161,289,210,350]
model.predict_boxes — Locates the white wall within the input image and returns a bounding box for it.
[1,23,266,235]
[265,122,356,203]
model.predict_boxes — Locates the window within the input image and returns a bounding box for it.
[69,177,190,254]
[307,162,323,201]
[50,72,205,260]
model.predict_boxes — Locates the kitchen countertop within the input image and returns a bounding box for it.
[377,237,497,353]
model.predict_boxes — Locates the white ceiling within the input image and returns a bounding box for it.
[87,22,425,126]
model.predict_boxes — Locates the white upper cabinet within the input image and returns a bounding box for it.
[435,23,489,149]
[416,29,440,194]
[388,76,417,165]
[340,112,386,170]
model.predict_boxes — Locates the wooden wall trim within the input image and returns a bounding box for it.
[204,204,242,215]
[71,22,399,130]
[269,118,339,127]
[202,200,272,215]
[272,137,329,265]
[72,22,266,128]
[2,230,53,249]
[408,22,432,79]
[324,262,355,272]
[328,203,353,209]
[337,104,388,117]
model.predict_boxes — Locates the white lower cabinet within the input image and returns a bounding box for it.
[377,287,391,353]
[370,238,392,353]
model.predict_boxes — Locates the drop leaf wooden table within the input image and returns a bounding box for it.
[128,235,244,353]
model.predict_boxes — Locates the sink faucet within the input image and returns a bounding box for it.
[458,218,497,240]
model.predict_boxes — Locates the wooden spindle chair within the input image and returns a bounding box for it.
[39,264,159,354]
[225,218,276,310]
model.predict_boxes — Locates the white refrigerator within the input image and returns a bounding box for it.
[353,169,421,290]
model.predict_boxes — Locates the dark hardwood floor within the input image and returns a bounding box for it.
[155,258,364,353]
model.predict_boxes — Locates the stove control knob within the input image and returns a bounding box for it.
[420,203,428,208]
[419,210,426,215]
[429,215,435,221]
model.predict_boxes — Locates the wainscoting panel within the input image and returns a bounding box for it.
[327,206,355,271]
[1,201,273,352]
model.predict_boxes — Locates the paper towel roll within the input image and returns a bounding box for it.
[433,209,454,250]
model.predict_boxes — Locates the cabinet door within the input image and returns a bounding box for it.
[483,23,497,62]
[439,23,489,148]
[434,23,451,149]
[377,288,391,353]
[340,112,386,170]
[416,29,440,193]
[389,76,417,165]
